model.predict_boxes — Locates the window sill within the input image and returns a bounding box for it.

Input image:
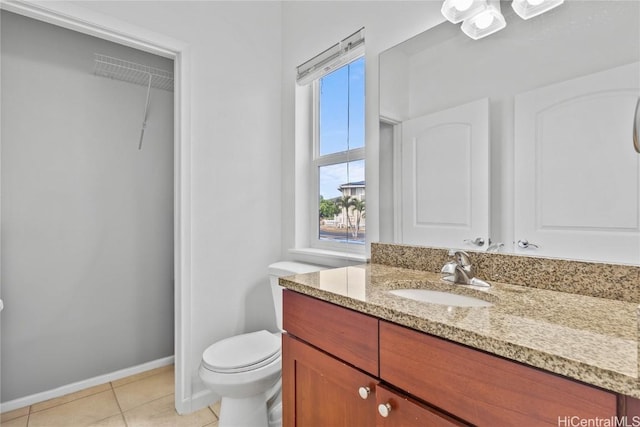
[288,247,368,268]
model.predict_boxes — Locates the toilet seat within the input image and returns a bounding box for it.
[202,330,281,374]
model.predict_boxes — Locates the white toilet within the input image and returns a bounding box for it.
[199,262,325,427]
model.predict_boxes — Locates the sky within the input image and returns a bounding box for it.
[318,57,365,200]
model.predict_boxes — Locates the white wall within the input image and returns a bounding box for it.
[1,11,174,401]
[65,0,284,410]
[4,0,447,412]
[280,1,444,262]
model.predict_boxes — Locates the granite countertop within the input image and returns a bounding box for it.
[280,263,639,398]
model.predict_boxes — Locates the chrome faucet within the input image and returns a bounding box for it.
[441,250,490,287]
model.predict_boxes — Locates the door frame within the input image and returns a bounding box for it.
[0,0,193,414]
[379,116,403,242]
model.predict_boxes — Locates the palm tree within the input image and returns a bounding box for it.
[351,198,365,238]
[336,195,355,233]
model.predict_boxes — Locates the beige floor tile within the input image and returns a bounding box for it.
[1,415,28,427]
[0,406,29,423]
[111,364,174,388]
[87,413,127,427]
[209,400,221,418]
[113,368,174,411]
[31,382,112,413]
[27,390,121,427]
[123,394,216,427]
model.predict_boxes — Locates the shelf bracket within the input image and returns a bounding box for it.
[139,73,152,150]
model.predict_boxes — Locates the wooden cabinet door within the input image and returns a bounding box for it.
[375,384,467,427]
[282,333,377,427]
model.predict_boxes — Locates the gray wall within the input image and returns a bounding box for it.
[1,11,174,402]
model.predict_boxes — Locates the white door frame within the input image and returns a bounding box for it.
[379,116,403,243]
[0,0,193,414]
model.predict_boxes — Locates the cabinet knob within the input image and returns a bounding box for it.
[378,403,392,418]
[358,386,370,400]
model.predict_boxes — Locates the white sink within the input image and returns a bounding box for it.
[388,289,493,308]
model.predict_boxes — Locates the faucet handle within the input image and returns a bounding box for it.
[454,250,472,267]
[441,261,458,275]
[463,237,485,247]
[441,261,458,283]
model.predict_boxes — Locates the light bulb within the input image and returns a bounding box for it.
[527,0,545,5]
[474,11,494,29]
[452,0,474,11]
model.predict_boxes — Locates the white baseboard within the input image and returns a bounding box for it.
[181,388,218,415]
[0,356,175,413]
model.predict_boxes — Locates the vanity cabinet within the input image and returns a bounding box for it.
[282,290,618,426]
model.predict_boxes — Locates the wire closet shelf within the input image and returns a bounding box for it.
[93,54,174,92]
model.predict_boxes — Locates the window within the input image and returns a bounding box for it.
[295,29,366,255]
[315,57,365,246]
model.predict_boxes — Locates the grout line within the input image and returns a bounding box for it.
[28,385,112,415]
[207,405,217,420]
[109,381,129,427]
[112,388,124,414]
[119,391,174,414]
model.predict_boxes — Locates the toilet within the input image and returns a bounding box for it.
[199,262,325,427]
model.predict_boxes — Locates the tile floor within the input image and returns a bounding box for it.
[0,365,220,427]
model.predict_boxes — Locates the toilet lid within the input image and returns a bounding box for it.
[202,330,281,373]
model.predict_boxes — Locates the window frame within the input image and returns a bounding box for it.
[308,56,366,254]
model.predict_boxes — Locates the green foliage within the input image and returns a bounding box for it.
[319,196,340,219]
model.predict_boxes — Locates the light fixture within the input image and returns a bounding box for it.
[441,0,489,24]
[441,0,564,40]
[461,0,506,40]
[512,0,564,19]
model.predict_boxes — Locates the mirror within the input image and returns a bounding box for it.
[379,0,640,265]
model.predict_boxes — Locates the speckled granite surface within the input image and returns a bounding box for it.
[371,242,640,303]
[280,262,639,398]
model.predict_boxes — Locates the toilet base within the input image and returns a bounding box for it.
[218,394,269,427]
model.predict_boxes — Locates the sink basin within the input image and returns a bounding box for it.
[388,289,493,308]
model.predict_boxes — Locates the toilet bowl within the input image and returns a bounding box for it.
[199,330,282,427]
[199,262,326,427]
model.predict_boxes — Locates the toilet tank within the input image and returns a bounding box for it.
[268,262,326,331]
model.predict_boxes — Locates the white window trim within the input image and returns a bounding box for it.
[293,54,366,259]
